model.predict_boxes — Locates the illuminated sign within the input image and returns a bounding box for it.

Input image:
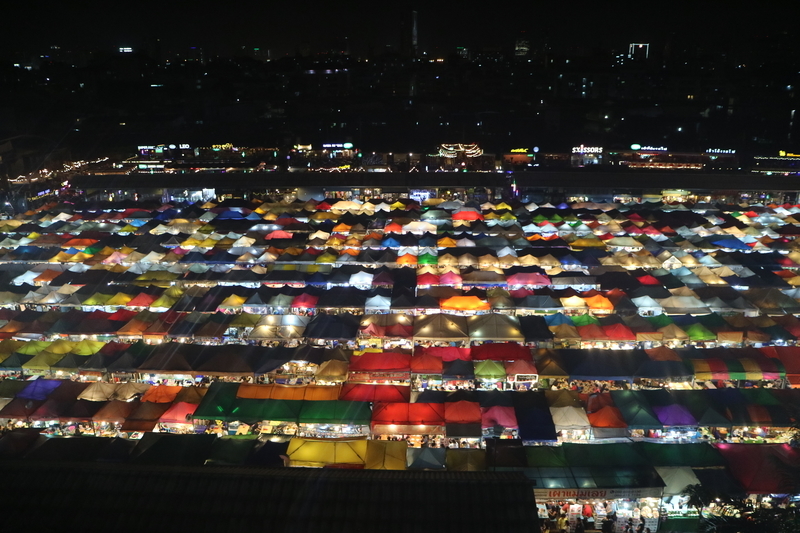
[779,151,800,157]
[179,144,191,149]
[168,144,176,150]
[409,189,433,203]
[322,143,354,149]
[631,144,667,151]
[138,145,155,150]
[212,143,234,151]
[572,145,603,154]
[510,148,529,153]
[706,148,736,154]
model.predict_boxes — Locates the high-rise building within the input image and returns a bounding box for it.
[628,43,650,61]
[515,37,530,57]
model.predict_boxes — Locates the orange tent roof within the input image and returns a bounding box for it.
[32,270,63,283]
[141,385,183,403]
[587,405,628,428]
[383,222,404,233]
[440,296,491,311]
[396,253,418,265]
[583,294,614,310]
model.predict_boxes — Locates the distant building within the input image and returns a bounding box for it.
[628,43,650,61]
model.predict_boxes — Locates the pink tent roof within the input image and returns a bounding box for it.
[481,405,518,429]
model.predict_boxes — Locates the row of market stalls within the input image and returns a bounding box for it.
[1,196,800,528]
[7,279,800,317]
[0,337,798,389]
[1,426,797,532]
[2,378,799,445]
[2,305,800,352]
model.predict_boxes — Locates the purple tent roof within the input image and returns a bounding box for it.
[653,404,697,426]
[17,379,63,401]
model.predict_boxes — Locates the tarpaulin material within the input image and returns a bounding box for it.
[470,343,532,361]
[715,443,800,494]
[339,383,410,403]
[286,438,367,467]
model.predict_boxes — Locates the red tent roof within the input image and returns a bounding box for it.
[416,346,471,361]
[577,324,610,341]
[602,323,637,341]
[715,443,800,494]
[339,383,410,403]
[348,352,412,373]
[290,293,319,309]
[470,343,532,361]
[371,402,445,427]
[444,400,482,424]
[410,352,444,374]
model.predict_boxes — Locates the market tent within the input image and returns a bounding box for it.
[652,404,698,426]
[513,393,558,442]
[141,385,183,403]
[440,296,490,312]
[192,382,240,420]
[655,466,702,497]
[406,446,447,469]
[339,383,410,403]
[410,352,444,374]
[17,379,63,401]
[610,390,663,429]
[473,360,507,381]
[587,405,628,428]
[110,382,151,401]
[441,359,475,380]
[470,343,531,361]
[91,400,140,423]
[315,360,350,382]
[549,406,591,431]
[412,314,469,341]
[347,351,411,373]
[445,449,486,471]
[636,442,725,467]
[365,440,407,470]
[673,391,732,428]
[715,443,800,494]
[120,402,171,432]
[415,346,471,361]
[466,314,524,341]
[159,402,198,424]
[371,402,445,434]
[286,438,367,467]
[297,400,372,426]
[481,405,518,429]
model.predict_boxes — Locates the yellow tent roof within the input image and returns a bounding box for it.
[287,438,367,467]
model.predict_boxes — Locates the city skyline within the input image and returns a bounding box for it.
[3,3,797,60]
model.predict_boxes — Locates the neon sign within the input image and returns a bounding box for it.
[572,145,603,154]
[631,144,667,151]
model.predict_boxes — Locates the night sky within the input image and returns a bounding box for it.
[3,2,795,58]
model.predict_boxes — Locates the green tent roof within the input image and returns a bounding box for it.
[684,323,716,341]
[646,314,674,328]
[636,442,725,467]
[473,360,507,380]
[610,390,663,429]
[297,400,372,425]
[192,382,240,420]
[571,314,600,327]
